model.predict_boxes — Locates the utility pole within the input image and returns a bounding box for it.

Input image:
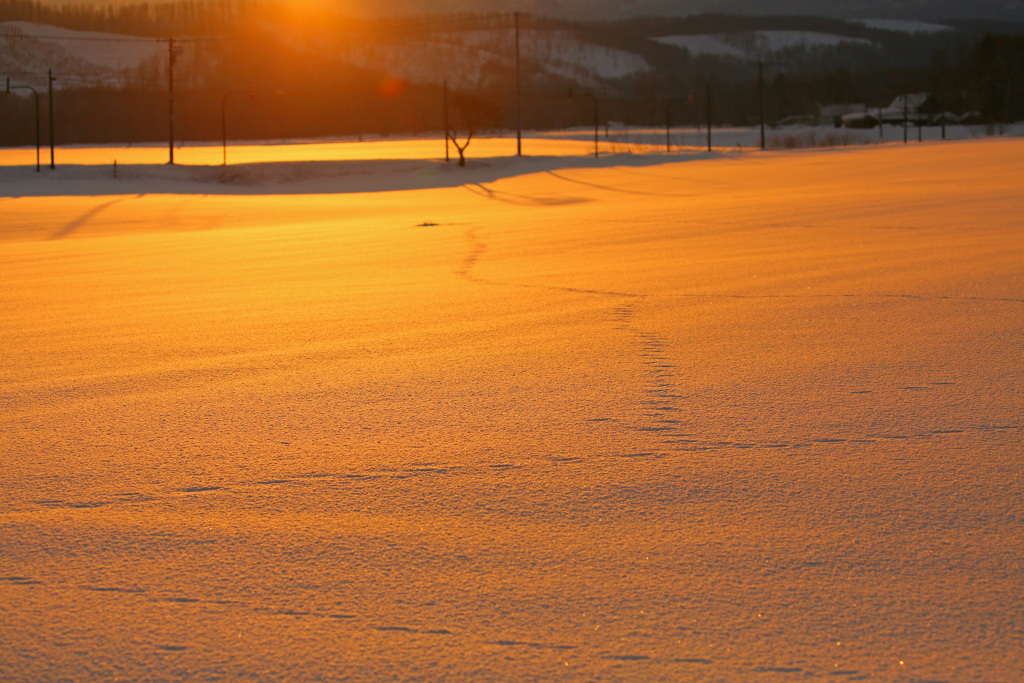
[665,100,672,152]
[515,11,522,156]
[903,90,908,144]
[168,37,177,164]
[221,91,255,166]
[48,69,55,169]
[443,80,450,162]
[222,92,229,165]
[568,88,599,158]
[941,94,947,140]
[355,92,363,142]
[706,82,712,152]
[758,61,766,150]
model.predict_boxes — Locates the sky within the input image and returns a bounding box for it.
[23,0,1024,20]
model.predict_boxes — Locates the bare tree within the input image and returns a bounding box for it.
[447,127,473,167]
[445,91,497,167]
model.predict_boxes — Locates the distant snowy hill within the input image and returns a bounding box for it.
[338,29,649,89]
[347,0,1023,22]
[853,19,953,33]
[0,10,1007,95]
[0,21,162,87]
[656,30,874,59]
[2,20,649,91]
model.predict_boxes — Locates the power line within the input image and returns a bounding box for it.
[2,31,271,44]
[1,11,525,44]
[374,12,520,30]
[4,33,157,43]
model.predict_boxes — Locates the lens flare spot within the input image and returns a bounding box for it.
[377,76,407,99]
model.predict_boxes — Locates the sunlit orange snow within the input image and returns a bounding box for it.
[0,137,599,167]
[1,139,1022,681]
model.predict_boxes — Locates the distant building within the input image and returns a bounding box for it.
[878,93,934,123]
[820,103,866,126]
[842,93,938,128]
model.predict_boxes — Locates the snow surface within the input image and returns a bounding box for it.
[656,31,874,59]
[1,136,1022,681]
[341,29,649,89]
[854,18,953,33]
[654,33,747,58]
[340,39,511,89]
[447,29,650,83]
[5,122,1017,177]
[755,30,873,50]
[1,21,646,91]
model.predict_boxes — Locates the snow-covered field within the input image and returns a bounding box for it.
[2,123,1019,176]
[1,137,1022,681]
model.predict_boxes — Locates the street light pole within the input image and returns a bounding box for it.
[758,61,766,150]
[47,69,55,169]
[515,11,522,156]
[6,78,41,172]
[443,80,450,162]
[568,88,599,158]
[221,90,253,166]
[941,94,947,140]
[167,37,177,165]
[706,82,712,152]
[665,100,672,152]
[903,90,908,144]
[221,91,228,166]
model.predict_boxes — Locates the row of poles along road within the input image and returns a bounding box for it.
[3,71,56,172]
[4,15,953,170]
[1,14,769,169]
[2,58,771,170]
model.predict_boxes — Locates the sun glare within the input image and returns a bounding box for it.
[258,0,363,33]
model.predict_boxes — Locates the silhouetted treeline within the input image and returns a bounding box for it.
[0,0,255,36]
[0,0,518,37]
[0,83,462,145]
[973,33,1024,121]
[1,0,1021,146]
[611,14,887,42]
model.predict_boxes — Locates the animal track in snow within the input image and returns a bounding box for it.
[86,586,144,594]
[456,226,641,299]
[374,625,452,635]
[487,640,577,650]
[454,226,678,455]
[1,576,42,585]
